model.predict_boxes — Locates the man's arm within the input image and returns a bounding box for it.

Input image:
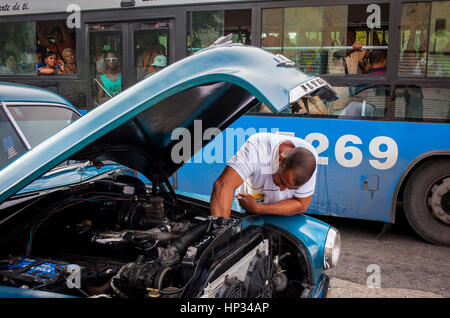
[38,67,56,75]
[238,194,312,216]
[58,21,75,49]
[36,23,50,48]
[210,166,243,218]
[97,77,109,104]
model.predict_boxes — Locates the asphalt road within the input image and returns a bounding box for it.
[312,211,450,298]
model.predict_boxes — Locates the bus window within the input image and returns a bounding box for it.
[89,24,123,106]
[395,86,450,120]
[187,9,251,55]
[282,5,348,75]
[36,21,77,75]
[261,8,283,55]
[398,2,430,76]
[0,20,76,76]
[399,1,450,77]
[0,22,36,75]
[188,11,224,55]
[261,4,389,76]
[134,22,169,81]
[428,2,450,77]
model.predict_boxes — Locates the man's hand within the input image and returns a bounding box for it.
[238,195,312,216]
[352,42,363,51]
[236,193,260,213]
[57,61,64,73]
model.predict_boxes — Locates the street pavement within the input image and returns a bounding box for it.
[312,212,450,298]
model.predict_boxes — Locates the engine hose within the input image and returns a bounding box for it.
[156,266,172,290]
[160,221,211,267]
[157,286,184,295]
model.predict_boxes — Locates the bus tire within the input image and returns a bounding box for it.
[403,159,450,246]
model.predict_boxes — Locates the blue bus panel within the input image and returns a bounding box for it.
[176,115,450,223]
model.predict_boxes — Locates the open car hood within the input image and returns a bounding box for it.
[0,45,336,203]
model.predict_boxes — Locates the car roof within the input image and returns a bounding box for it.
[0,81,75,109]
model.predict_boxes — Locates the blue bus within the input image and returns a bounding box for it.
[0,0,449,245]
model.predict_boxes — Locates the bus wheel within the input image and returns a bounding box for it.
[403,159,450,246]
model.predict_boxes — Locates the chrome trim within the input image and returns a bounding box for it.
[1,101,32,150]
[42,162,88,176]
[289,77,331,104]
[324,227,341,269]
[275,54,296,67]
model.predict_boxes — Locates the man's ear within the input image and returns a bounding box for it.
[279,152,286,162]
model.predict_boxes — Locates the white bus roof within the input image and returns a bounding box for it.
[0,0,245,16]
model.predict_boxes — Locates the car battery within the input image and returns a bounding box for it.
[0,257,83,292]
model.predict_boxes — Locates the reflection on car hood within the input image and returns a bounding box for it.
[0,45,335,203]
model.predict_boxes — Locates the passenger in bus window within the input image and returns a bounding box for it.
[345,30,384,75]
[366,50,387,75]
[142,43,166,77]
[96,51,121,104]
[0,54,24,75]
[37,21,75,63]
[38,51,64,75]
[141,54,167,80]
[95,43,110,74]
[35,47,46,73]
[344,31,368,74]
[148,55,167,75]
[331,51,347,74]
[62,48,77,74]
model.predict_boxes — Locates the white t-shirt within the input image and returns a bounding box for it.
[227,133,318,204]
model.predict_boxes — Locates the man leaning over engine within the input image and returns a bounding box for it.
[210,132,318,218]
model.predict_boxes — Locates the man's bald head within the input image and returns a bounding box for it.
[279,147,316,187]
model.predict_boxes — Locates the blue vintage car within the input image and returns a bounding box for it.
[0,42,340,298]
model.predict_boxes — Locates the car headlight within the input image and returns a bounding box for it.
[324,227,341,269]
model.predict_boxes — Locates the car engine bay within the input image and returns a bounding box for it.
[0,171,310,298]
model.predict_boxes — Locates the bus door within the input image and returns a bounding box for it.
[87,20,173,108]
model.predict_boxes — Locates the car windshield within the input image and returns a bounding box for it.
[7,105,80,148]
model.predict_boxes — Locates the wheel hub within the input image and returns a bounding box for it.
[428,177,450,225]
